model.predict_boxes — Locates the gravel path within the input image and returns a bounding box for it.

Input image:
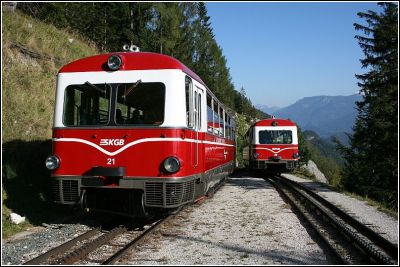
[118,173,330,265]
[282,173,398,245]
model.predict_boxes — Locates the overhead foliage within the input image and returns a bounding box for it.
[17,2,268,120]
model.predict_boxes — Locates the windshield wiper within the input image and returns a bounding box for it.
[85,81,106,94]
[122,79,142,99]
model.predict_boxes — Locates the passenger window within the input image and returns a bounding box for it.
[225,115,229,139]
[219,107,224,137]
[207,94,213,133]
[198,93,202,130]
[185,77,194,128]
[213,100,219,135]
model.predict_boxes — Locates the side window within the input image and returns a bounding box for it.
[194,92,198,129]
[225,114,229,139]
[198,93,202,130]
[231,120,236,140]
[219,106,224,137]
[185,77,194,128]
[207,94,213,133]
[213,100,219,135]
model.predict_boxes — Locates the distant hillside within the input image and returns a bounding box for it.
[272,94,361,139]
[303,130,344,166]
[255,104,281,115]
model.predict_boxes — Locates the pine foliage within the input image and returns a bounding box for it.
[17,2,267,119]
[336,3,398,209]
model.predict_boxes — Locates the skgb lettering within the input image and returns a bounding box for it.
[100,139,125,146]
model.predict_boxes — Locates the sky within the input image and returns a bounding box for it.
[206,1,384,108]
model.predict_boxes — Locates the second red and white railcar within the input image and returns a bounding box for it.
[46,49,236,216]
[243,118,299,173]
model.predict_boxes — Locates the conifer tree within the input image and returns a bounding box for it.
[337,2,398,208]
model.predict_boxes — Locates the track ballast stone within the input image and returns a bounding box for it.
[121,174,330,265]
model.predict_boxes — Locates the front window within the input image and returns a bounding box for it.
[63,83,111,126]
[259,130,293,144]
[63,82,165,126]
[115,82,165,126]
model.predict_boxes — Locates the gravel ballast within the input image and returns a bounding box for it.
[2,171,397,265]
[2,223,92,265]
[282,173,398,245]
[119,174,330,265]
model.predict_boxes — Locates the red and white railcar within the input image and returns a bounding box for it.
[45,49,236,216]
[243,118,299,173]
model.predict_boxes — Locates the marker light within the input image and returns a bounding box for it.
[163,157,181,173]
[45,155,60,170]
[107,55,122,71]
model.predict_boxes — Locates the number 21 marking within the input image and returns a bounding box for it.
[107,158,115,165]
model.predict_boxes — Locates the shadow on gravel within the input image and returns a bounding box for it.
[2,140,156,232]
[2,140,75,227]
[161,233,329,265]
[291,181,336,193]
[233,169,337,194]
[227,170,274,190]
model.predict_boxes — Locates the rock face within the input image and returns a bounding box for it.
[305,160,328,183]
[10,213,26,225]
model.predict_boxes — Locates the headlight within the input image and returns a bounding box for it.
[107,54,122,71]
[45,155,60,170]
[293,153,300,159]
[163,157,180,173]
[253,153,259,159]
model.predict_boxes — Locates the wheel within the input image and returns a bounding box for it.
[206,187,215,198]
[132,191,150,218]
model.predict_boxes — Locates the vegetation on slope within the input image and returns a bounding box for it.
[2,9,99,238]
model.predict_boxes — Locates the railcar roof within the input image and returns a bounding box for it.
[253,118,297,127]
[58,52,205,86]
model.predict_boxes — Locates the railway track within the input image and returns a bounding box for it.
[267,175,398,265]
[22,177,225,265]
[23,214,173,265]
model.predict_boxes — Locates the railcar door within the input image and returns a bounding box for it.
[185,77,203,169]
[194,86,204,168]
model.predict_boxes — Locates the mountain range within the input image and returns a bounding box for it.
[256,94,362,141]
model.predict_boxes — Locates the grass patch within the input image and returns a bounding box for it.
[2,10,99,143]
[342,191,398,218]
[293,167,398,218]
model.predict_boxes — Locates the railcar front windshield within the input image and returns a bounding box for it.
[259,130,293,144]
[63,82,165,127]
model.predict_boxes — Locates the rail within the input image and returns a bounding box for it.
[267,175,398,265]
